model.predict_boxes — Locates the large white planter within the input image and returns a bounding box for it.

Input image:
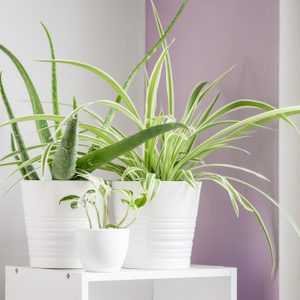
[112,181,201,269]
[21,180,94,269]
[77,228,129,272]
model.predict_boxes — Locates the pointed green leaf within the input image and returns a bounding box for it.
[40,22,61,137]
[0,44,52,144]
[52,98,78,180]
[77,122,184,173]
[0,73,39,180]
[103,0,189,126]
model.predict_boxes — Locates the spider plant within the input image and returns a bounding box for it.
[0,0,187,185]
[44,0,300,271]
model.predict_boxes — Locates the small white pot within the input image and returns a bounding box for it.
[21,180,94,269]
[76,228,129,272]
[112,181,201,270]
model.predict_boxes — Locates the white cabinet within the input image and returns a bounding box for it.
[5,265,237,300]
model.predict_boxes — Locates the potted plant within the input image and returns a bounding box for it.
[59,173,152,272]
[54,0,300,271]
[0,15,184,268]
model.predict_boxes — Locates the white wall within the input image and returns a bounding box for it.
[279,0,300,299]
[0,1,145,298]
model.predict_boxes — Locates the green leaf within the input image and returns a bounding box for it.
[146,46,171,126]
[175,106,300,174]
[52,97,78,180]
[121,199,131,207]
[103,0,189,126]
[54,100,144,133]
[59,194,80,205]
[10,133,30,179]
[240,195,275,272]
[0,114,64,128]
[41,141,56,179]
[70,201,79,209]
[77,122,184,173]
[0,44,52,144]
[135,194,147,208]
[40,22,61,137]
[184,81,208,118]
[38,59,139,119]
[151,0,175,115]
[0,143,47,162]
[0,73,39,180]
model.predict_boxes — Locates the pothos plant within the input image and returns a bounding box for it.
[0,0,187,190]
[40,0,300,271]
[59,173,159,229]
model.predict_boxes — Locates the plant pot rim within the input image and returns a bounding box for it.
[78,228,129,232]
[20,179,88,184]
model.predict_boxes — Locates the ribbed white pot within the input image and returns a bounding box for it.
[112,181,201,269]
[77,228,129,272]
[21,180,94,269]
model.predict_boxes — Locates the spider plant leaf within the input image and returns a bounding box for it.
[184,81,208,118]
[183,65,236,125]
[203,99,300,135]
[0,167,42,198]
[203,100,283,125]
[151,0,174,115]
[184,92,221,152]
[52,97,78,180]
[0,143,47,162]
[193,163,269,181]
[0,45,52,144]
[0,161,22,167]
[145,45,172,169]
[0,73,39,180]
[227,176,300,238]
[41,141,56,179]
[240,195,275,272]
[146,46,170,125]
[181,169,198,189]
[0,153,47,183]
[103,0,189,127]
[175,106,300,173]
[0,114,64,129]
[54,100,144,134]
[38,59,140,119]
[76,122,184,173]
[197,92,221,125]
[40,22,61,137]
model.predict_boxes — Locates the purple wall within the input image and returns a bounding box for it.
[146,0,279,299]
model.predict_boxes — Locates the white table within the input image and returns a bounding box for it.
[5,265,237,300]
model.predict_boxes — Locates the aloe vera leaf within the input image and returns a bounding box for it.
[103,0,189,127]
[40,22,61,137]
[10,134,30,180]
[76,122,184,173]
[0,73,39,180]
[52,97,78,179]
[0,44,52,144]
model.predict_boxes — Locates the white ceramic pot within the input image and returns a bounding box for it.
[112,181,201,269]
[21,180,94,269]
[76,228,129,272]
